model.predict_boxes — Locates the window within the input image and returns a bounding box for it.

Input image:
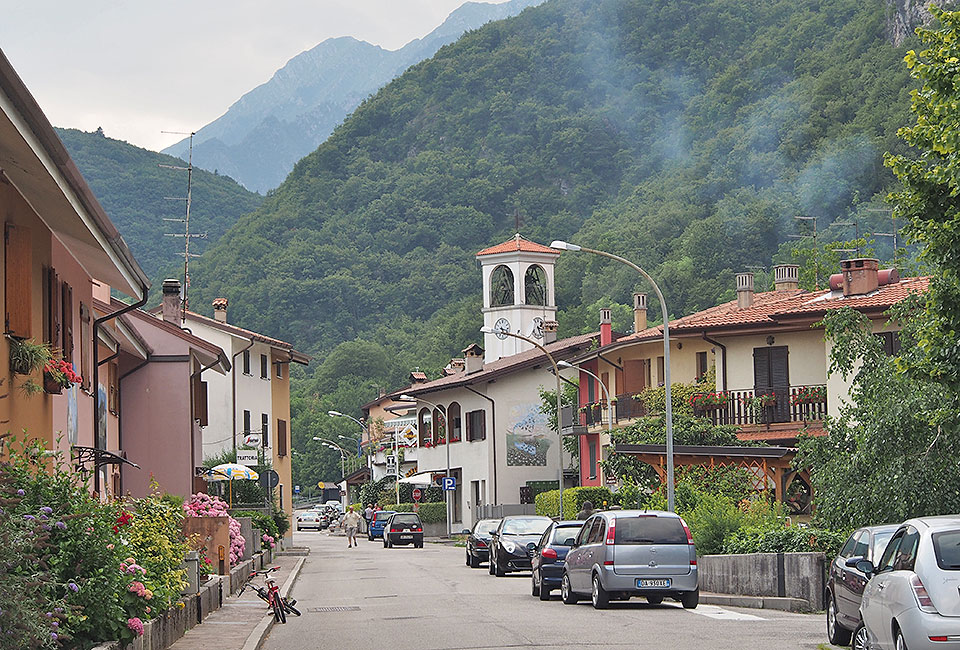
[576,518,595,546]
[657,356,665,386]
[696,351,708,380]
[878,529,904,572]
[260,354,268,379]
[586,517,605,545]
[261,414,269,447]
[79,303,91,391]
[615,516,687,545]
[466,409,486,441]
[61,281,73,365]
[490,265,514,306]
[4,223,32,338]
[243,410,251,434]
[851,531,870,559]
[588,438,598,479]
[418,408,432,447]
[893,526,920,572]
[932,531,960,571]
[448,402,462,442]
[875,331,901,356]
[193,378,208,427]
[644,359,652,387]
[277,419,287,457]
[433,407,444,444]
[242,350,251,375]
[276,361,283,379]
[838,532,859,559]
[524,264,547,305]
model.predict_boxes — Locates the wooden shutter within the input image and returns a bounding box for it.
[753,347,771,391]
[477,411,486,441]
[107,361,118,414]
[61,281,73,363]
[656,356,665,385]
[261,414,269,447]
[47,267,60,349]
[79,303,91,390]
[277,419,287,457]
[193,378,208,427]
[4,223,32,338]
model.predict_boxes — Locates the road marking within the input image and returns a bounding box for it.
[687,605,766,621]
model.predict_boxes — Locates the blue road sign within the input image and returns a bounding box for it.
[294,485,301,494]
[442,476,456,491]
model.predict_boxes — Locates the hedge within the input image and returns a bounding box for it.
[534,486,617,519]
[387,502,446,524]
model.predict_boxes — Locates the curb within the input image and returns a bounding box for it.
[239,556,306,650]
[700,592,812,613]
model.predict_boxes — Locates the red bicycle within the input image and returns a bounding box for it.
[239,566,301,623]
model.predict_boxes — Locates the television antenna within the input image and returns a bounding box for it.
[832,217,861,257]
[788,215,820,288]
[159,131,207,322]
[865,208,898,255]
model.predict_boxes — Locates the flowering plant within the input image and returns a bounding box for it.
[43,358,82,388]
[791,385,827,405]
[688,392,729,409]
[184,493,245,566]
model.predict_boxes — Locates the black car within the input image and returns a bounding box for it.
[531,520,583,600]
[489,515,553,577]
[383,512,424,548]
[464,518,501,568]
[825,523,898,646]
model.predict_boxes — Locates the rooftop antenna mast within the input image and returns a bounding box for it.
[160,131,206,322]
[866,208,898,262]
[789,215,819,288]
[833,217,861,257]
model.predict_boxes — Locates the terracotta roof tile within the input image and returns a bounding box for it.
[476,234,560,257]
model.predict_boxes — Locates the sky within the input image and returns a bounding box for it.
[0,1,506,151]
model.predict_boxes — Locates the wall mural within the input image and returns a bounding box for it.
[505,403,552,466]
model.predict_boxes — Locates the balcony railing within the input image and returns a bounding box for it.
[560,394,649,432]
[690,385,827,427]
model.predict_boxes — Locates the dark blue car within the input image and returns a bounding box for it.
[531,520,584,601]
[367,510,396,541]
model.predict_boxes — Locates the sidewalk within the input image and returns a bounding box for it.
[167,551,305,650]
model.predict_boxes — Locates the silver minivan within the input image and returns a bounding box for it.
[560,510,699,609]
[853,515,960,650]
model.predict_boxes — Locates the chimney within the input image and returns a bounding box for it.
[212,297,228,323]
[633,293,648,333]
[773,264,800,291]
[840,258,880,296]
[736,273,754,309]
[543,319,558,344]
[409,370,428,384]
[161,279,182,323]
[462,344,484,374]
[599,308,613,346]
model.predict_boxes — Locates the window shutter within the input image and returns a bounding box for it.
[79,303,91,390]
[753,347,770,391]
[194,379,208,427]
[277,419,287,457]
[107,361,118,414]
[61,281,73,363]
[4,223,32,338]
[770,347,789,388]
[478,411,486,441]
[261,414,269,447]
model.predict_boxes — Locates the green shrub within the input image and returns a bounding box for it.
[389,502,446,524]
[232,510,281,544]
[723,526,848,557]
[534,489,561,517]
[534,487,616,519]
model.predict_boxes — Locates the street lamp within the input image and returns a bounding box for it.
[480,326,565,519]
[550,240,676,512]
[557,360,612,481]
[398,394,452,537]
[312,436,347,481]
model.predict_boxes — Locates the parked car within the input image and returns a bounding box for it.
[368,510,397,541]
[561,510,699,609]
[464,519,501,568]
[383,512,424,548]
[851,516,960,650]
[531,520,584,600]
[296,510,323,532]
[489,515,553,577]
[826,524,899,646]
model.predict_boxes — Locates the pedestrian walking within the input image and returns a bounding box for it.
[364,503,374,527]
[576,500,596,520]
[342,506,362,548]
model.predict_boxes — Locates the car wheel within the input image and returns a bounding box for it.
[646,595,663,605]
[826,594,852,646]
[895,628,908,650]
[494,551,506,577]
[561,573,579,605]
[466,550,471,566]
[680,588,699,610]
[852,623,869,650]
[531,571,541,597]
[591,574,610,609]
[469,552,480,568]
[415,541,423,548]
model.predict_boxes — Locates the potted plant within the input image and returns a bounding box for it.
[8,337,52,375]
[42,358,81,394]
[791,385,827,405]
[688,391,729,410]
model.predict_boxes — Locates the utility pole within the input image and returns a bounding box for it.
[160,131,207,321]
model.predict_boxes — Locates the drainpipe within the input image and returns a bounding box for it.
[702,332,727,391]
[231,340,255,454]
[93,285,148,496]
[465,386,497,507]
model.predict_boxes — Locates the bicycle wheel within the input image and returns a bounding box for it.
[282,597,301,616]
[272,596,286,623]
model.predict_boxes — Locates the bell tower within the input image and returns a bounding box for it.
[476,234,559,362]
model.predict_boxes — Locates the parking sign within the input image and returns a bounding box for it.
[441,476,456,491]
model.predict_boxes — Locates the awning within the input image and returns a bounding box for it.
[398,471,439,486]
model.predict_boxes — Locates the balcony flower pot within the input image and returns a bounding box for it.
[791,386,827,406]
[42,371,63,395]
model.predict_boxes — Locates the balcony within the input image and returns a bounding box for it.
[690,385,827,429]
[560,394,649,434]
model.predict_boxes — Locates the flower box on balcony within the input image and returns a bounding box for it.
[689,391,729,410]
[791,386,827,405]
[42,371,63,394]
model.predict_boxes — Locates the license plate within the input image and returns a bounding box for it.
[400,535,413,540]
[637,578,671,588]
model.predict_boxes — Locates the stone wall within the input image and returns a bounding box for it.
[698,552,825,611]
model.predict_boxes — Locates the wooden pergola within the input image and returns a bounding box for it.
[613,443,810,507]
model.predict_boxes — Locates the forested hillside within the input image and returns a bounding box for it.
[57,128,263,285]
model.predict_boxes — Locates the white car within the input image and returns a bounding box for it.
[296,511,324,532]
[853,515,960,649]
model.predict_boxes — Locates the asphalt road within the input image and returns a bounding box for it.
[264,529,830,650]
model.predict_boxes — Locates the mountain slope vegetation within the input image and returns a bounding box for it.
[193,0,915,374]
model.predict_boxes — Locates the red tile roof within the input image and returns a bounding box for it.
[476,234,560,257]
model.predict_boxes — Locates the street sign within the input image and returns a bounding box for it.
[294,485,301,494]
[412,488,422,502]
[386,455,397,473]
[317,481,325,489]
[236,450,258,467]
[243,433,261,447]
[260,469,280,489]
[441,476,456,491]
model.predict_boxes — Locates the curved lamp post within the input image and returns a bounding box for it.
[398,394,451,537]
[550,240,676,512]
[557,360,612,482]
[312,436,347,482]
[480,326,565,519]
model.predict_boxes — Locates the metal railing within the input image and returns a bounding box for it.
[561,394,649,432]
[690,385,827,427]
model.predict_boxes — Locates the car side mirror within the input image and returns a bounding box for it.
[855,560,875,577]
[461,529,471,535]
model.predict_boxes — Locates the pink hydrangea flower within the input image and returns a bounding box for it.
[126,617,144,636]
